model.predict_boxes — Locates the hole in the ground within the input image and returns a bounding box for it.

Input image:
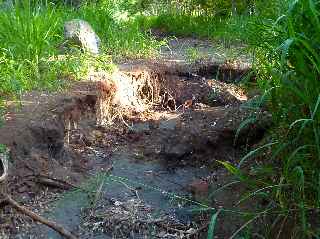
[196,61,252,83]
[75,63,267,170]
[35,62,267,176]
[5,62,262,185]
[115,65,248,111]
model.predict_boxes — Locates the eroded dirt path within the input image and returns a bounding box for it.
[0,37,269,239]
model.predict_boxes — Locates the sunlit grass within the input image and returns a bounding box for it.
[0,0,164,99]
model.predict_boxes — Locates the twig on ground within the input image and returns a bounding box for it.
[136,218,167,224]
[3,194,78,239]
[36,175,77,190]
[156,222,186,236]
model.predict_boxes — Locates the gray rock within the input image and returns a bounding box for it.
[64,19,101,54]
[0,0,13,11]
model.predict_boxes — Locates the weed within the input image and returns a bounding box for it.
[186,47,202,62]
[207,209,221,239]
[207,88,221,105]
[0,144,6,154]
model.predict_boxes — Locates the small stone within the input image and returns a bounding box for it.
[114,201,123,206]
[92,130,103,138]
[186,228,196,234]
[188,179,209,200]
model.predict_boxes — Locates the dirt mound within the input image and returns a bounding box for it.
[0,90,96,197]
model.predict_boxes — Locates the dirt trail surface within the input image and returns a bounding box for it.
[0,38,270,238]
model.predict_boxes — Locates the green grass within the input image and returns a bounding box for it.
[0,0,163,99]
[135,8,259,47]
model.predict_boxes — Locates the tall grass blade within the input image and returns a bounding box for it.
[238,142,278,168]
[234,117,256,146]
[311,94,320,119]
[207,209,221,239]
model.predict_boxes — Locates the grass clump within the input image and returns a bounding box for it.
[74,2,165,59]
[0,0,62,96]
[137,14,216,38]
[0,1,60,61]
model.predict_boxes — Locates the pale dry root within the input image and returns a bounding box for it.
[90,69,161,127]
[0,148,9,183]
[95,78,117,126]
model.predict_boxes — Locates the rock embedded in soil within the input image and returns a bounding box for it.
[64,19,101,54]
[188,179,209,201]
